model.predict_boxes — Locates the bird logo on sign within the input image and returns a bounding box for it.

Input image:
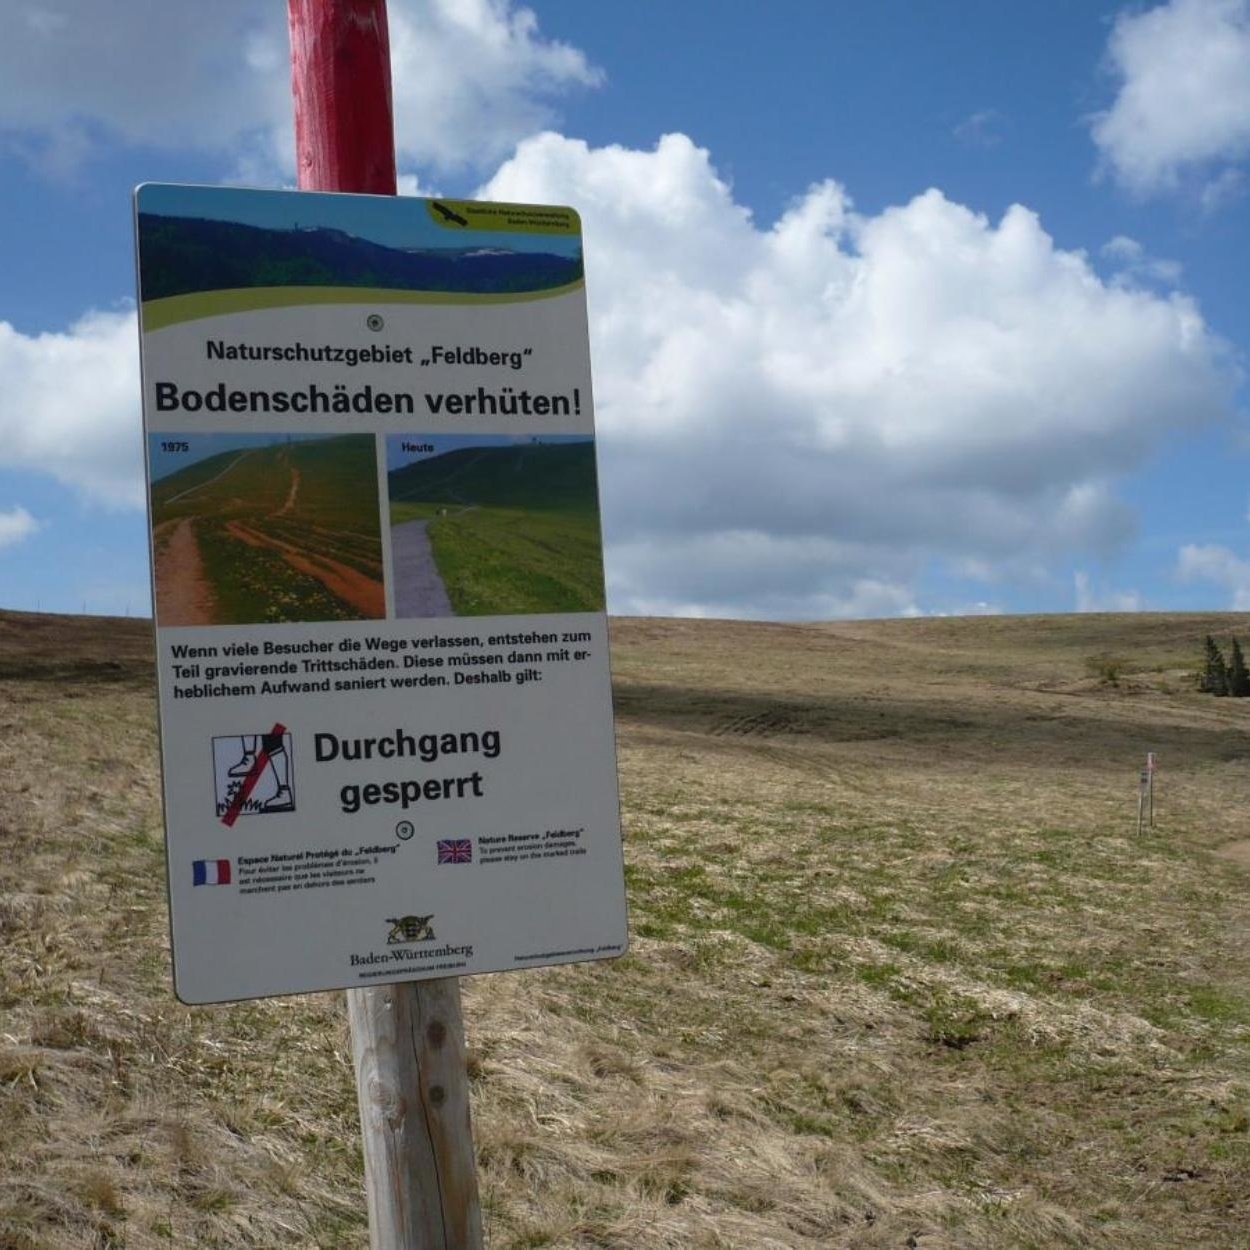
[431,201,468,227]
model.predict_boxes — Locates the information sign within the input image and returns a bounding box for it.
[135,184,627,1003]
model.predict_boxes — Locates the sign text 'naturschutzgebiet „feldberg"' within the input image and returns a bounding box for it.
[135,185,627,1003]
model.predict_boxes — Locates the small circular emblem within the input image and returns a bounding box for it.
[366,313,385,332]
[395,820,415,840]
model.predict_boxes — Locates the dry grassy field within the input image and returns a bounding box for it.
[2,608,1249,1248]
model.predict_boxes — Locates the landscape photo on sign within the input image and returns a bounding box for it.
[135,183,583,306]
[148,432,385,626]
[386,434,606,618]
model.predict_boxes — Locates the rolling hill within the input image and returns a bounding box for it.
[3,609,1250,1247]
[387,440,600,512]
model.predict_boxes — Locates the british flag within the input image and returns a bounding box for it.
[437,838,473,864]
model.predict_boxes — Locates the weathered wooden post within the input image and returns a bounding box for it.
[286,4,483,1244]
[346,978,481,1248]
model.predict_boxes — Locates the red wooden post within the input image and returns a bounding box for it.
[288,0,397,195]
[285,5,483,1246]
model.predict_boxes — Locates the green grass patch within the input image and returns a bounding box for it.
[427,506,605,615]
[389,500,444,524]
[196,522,368,623]
[152,434,380,535]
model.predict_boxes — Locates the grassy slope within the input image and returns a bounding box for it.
[426,508,604,615]
[150,449,251,512]
[286,437,382,537]
[389,443,605,614]
[153,436,382,623]
[388,443,599,513]
[2,609,1249,1248]
[152,436,379,535]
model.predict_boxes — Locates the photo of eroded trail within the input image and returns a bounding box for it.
[387,436,606,618]
[150,433,384,626]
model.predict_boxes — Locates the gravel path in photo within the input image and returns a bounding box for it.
[391,519,454,617]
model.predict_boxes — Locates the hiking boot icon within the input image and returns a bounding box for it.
[227,751,256,778]
[213,730,296,820]
[262,785,294,813]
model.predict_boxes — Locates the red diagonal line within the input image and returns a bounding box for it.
[221,722,287,828]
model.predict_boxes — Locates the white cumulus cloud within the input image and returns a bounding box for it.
[0,0,599,177]
[1101,235,1183,286]
[389,0,602,172]
[481,133,1238,616]
[2,123,1241,618]
[0,2,288,174]
[1092,0,1250,197]
[1177,543,1250,607]
[0,506,39,550]
[0,308,142,507]
[1074,570,1143,612]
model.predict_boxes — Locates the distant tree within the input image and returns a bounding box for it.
[1200,635,1229,696]
[1228,639,1250,697]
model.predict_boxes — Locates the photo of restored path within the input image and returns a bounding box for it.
[149,433,384,626]
[387,435,605,618]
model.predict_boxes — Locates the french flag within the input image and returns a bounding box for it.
[193,859,232,887]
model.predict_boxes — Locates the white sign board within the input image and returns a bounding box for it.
[135,184,627,1003]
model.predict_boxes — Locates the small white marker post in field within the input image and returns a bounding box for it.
[1146,751,1156,829]
[1137,753,1157,836]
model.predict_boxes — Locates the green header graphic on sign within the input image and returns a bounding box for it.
[137,183,584,329]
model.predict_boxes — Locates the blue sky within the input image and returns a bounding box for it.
[2,0,1250,620]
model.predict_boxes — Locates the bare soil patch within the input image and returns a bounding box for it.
[224,520,383,617]
[152,519,214,626]
[275,467,300,516]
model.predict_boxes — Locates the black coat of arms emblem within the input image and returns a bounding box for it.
[386,915,435,944]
